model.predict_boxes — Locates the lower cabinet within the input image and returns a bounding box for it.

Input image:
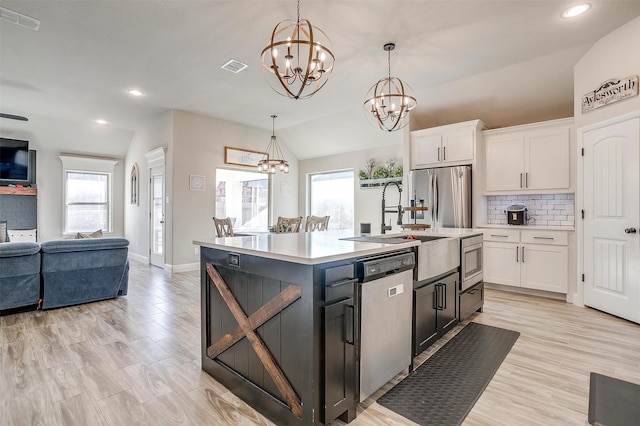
[323,264,357,424]
[483,229,569,293]
[324,298,356,423]
[413,271,458,356]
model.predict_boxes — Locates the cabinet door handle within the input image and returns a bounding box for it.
[525,172,529,188]
[522,246,525,263]
[520,173,523,188]
[443,146,446,161]
[437,147,441,161]
[533,236,554,240]
[441,283,447,309]
[326,278,358,288]
[344,305,355,345]
[490,234,509,238]
[625,227,637,234]
[516,246,519,262]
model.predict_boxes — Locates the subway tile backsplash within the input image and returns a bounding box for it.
[486,194,575,227]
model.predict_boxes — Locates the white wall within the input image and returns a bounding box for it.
[32,150,125,242]
[574,16,640,128]
[170,110,298,269]
[123,111,173,262]
[299,144,404,235]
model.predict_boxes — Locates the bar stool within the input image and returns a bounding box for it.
[275,216,302,233]
[305,215,330,231]
[213,217,234,237]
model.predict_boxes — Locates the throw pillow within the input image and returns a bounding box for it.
[0,221,7,243]
[74,229,103,239]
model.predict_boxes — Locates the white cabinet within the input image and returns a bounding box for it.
[410,120,485,169]
[484,118,572,192]
[483,229,569,294]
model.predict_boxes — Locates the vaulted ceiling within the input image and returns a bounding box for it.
[1,1,639,159]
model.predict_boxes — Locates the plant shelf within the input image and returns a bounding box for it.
[359,177,402,189]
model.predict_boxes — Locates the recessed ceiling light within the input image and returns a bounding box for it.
[94,119,107,124]
[561,3,591,19]
[127,89,144,97]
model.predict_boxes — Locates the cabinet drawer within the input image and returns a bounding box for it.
[324,264,356,303]
[520,230,568,246]
[482,229,519,243]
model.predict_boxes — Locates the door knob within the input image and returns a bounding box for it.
[624,228,637,234]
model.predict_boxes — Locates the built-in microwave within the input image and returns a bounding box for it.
[460,235,483,292]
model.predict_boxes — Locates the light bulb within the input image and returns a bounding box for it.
[284,165,290,173]
[272,48,278,58]
[320,52,326,61]
[287,37,291,47]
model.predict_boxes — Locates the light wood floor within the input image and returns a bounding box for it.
[2,260,639,426]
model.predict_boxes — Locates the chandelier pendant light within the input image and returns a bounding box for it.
[363,43,417,132]
[260,0,335,100]
[258,115,290,174]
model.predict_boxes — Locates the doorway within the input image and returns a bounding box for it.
[144,147,166,269]
[582,116,639,323]
[149,165,165,268]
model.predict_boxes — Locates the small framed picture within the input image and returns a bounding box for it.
[189,174,205,191]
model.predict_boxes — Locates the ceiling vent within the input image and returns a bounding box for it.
[221,59,248,74]
[0,7,40,31]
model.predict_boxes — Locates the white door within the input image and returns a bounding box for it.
[583,117,640,323]
[411,133,441,168]
[149,165,165,268]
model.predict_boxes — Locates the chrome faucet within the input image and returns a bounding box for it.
[381,181,403,234]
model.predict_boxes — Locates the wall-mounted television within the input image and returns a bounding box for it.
[0,138,35,185]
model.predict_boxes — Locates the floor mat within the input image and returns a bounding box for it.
[589,372,640,426]
[377,322,520,426]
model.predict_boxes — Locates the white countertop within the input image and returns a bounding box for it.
[193,228,485,265]
[194,231,420,265]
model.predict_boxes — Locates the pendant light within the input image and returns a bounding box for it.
[257,115,289,174]
[363,43,417,132]
[260,0,335,100]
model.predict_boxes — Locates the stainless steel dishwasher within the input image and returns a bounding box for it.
[357,250,415,402]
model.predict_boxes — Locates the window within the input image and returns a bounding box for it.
[309,170,354,230]
[215,168,269,231]
[65,172,111,233]
[60,155,117,235]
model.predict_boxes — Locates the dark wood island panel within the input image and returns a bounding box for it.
[200,246,358,426]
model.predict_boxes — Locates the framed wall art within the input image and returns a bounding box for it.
[130,163,139,206]
[189,174,205,191]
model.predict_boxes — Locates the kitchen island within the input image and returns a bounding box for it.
[193,232,420,425]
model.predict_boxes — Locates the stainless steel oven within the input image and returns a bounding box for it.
[460,235,483,292]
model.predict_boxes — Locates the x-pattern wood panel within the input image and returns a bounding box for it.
[205,263,303,418]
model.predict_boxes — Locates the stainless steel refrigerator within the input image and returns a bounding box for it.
[408,165,472,229]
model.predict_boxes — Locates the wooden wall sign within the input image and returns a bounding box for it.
[582,75,638,113]
[225,146,265,167]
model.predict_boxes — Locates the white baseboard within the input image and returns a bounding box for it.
[166,262,199,274]
[128,252,149,264]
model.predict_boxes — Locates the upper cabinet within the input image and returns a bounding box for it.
[484,118,573,193]
[410,120,486,169]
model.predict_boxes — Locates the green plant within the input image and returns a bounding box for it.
[395,166,403,177]
[372,166,388,179]
[358,170,367,180]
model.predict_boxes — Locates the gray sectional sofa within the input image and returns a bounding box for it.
[0,237,129,312]
[0,242,41,310]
